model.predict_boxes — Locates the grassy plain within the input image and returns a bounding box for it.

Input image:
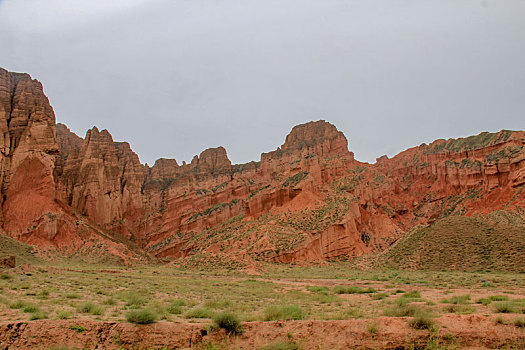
[1,262,525,327]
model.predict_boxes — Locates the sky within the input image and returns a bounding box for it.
[0,0,524,165]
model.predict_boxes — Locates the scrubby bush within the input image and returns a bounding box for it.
[409,316,435,330]
[126,309,157,324]
[260,340,301,350]
[212,311,242,335]
[22,304,39,313]
[367,322,380,334]
[57,310,72,319]
[476,298,491,305]
[489,295,509,302]
[403,291,421,299]
[333,286,376,294]
[514,318,525,328]
[306,286,329,294]
[10,300,27,309]
[185,307,213,319]
[264,305,305,321]
[385,304,433,318]
[70,325,87,333]
[79,302,103,315]
[30,311,47,320]
[440,295,470,305]
[126,292,148,308]
[494,302,516,313]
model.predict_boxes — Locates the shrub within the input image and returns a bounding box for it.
[403,291,421,299]
[104,297,116,305]
[443,304,475,314]
[66,293,80,299]
[264,305,305,321]
[333,286,376,294]
[79,302,103,315]
[476,298,491,306]
[306,286,329,294]
[514,319,525,328]
[440,295,470,305]
[384,304,428,317]
[70,325,87,333]
[212,311,243,335]
[30,311,47,320]
[371,293,388,300]
[1,273,12,280]
[10,300,27,309]
[167,303,183,315]
[126,309,157,324]
[367,322,380,334]
[185,307,213,319]
[494,302,516,314]
[22,304,39,313]
[489,295,509,301]
[57,310,72,319]
[204,299,232,309]
[126,293,147,308]
[409,316,435,330]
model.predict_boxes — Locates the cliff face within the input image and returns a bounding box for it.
[0,69,148,264]
[0,68,59,239]
[1,67,524,267]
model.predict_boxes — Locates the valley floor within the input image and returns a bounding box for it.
[0,262,524,349]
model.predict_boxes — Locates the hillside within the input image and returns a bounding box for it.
[366,211,525,272]
[0,67,524,269]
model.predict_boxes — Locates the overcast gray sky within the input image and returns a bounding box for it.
[0,0,524,165]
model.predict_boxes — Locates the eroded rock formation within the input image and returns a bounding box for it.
[0,67,524,266]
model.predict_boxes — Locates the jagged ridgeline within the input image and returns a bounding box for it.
[0,67,524,270]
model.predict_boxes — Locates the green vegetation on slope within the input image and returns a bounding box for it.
[372,212,525,272]
[424,130,514,154]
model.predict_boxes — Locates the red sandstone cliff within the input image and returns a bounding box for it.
[0,69,148,263]
[0,67,524,267]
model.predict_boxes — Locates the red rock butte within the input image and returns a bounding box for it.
[0,67,524,266]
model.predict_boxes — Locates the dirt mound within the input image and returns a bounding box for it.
[368,211,525,272]
[0,316,523,349]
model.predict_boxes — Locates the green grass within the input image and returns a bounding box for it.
[70,325,87,333]
[212,311,242,335]
[409,316,435,330]
[264,305,305,321]
[22,304,39,313]
[78,302,103,315]
[367,322,380,334]
[261,340,301,350]
[333,286,376,294]
[476,298,492,306]
[440,295,470,305]
[57,310,72,319]
[493,302,516,314]
[185,307,214,319]
[442,304,476,314]
[30,311,47,320]
[125,309,157,324]
[384,304,430,318]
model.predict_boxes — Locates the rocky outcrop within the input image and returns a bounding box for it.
[0,68,59,238]
[1,67,524,266]
[56,126,146,240]
[0,69,149,263]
